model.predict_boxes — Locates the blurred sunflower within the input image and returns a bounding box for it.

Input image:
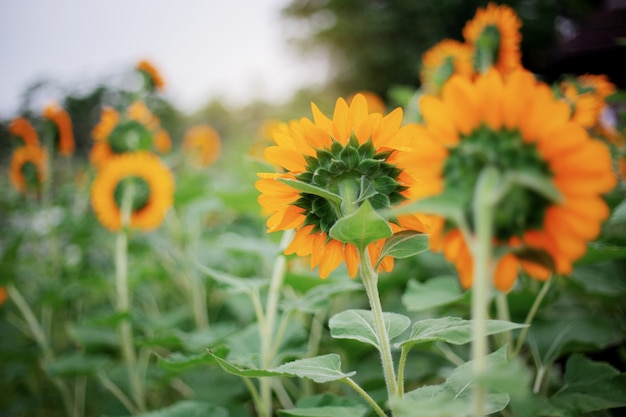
[462,2,522,75]
[420,39,474,95]
[408,70,616,291]
[43,103,75,156]
[9,145,48,193]
[255,94,429,278]
[9,117,39,147]
[182,125,222,167]
[0,287,6,305]
[89,102,169,168]
[90,152,174,231]
[136,60,165,91]
[347,91,386,114]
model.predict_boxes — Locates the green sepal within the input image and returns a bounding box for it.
[329,199,392,249]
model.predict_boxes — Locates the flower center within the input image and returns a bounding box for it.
[294,135,407,234]
[114,176,151,212]
[109,121,153,154]
[443,126,553,240]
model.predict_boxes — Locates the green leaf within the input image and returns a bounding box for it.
[607,198,626,225]
[207,350,279,378]
[396,317,527,348]
[356,176,378,203]
[270,354,355,383]
[391,347,512,417]
[67,324,119,348]
[401,276,465,312]
[329,199,392,249]
[278,406,368,417]
[157,350,219,373]
[116,401,228,417]
[329,309,410,349]
[575,241,626,265]
[279,178,343,206]
[551,354,626,413]
[281,280,363,314]
[196,262,267,293]
[377,231,429,263]
[389,190,464,223]
[45,353,110,377]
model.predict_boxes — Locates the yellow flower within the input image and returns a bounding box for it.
[420,39,475,95]
[462,2,522,75]
[560,74,617,132]
[92,107,120,142]
[9,145,48,193]
[136,59,165,90]
[154,128,172,154]
[182,125,222,167]
[9,117,39,147]
[255,94,429,278]
[126,101,160,131]
[90,152,174,231]
[249,120,289,167]
[43,102,75,156]
[347,91,386,114]
[409,70,616,291]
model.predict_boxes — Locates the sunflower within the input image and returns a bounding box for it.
[90,152,174,231]
[43,103,75,156]
[9,145,48,193]
[92,107,120,142]
[255,94,429,278]
[347,91,387,114]
[136,60,165,91]
[408,70,616,291]
[182,125,222,167]
[420,39,475,95]
[154,128,172,154]
[126,101,160,131]
[462,2,522,75]
[9,117,39,147]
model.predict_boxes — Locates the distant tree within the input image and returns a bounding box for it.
[281,0,602,99]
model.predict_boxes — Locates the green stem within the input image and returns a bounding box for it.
[471,167,499,417]
[115,182,145,413]
[359,247,399,401]
[342,377,389,417]
[513,276,552,357]
[6,284,76,417]
[259,229,293,417]
[495,292,513,354]
[97,372,138,415]
[396,346,410,397]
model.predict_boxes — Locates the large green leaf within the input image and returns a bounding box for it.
[329,309,410,349]
[271,354,356,383]
[377,231,430,263]
[391,347,512,417]
[401,276,465,312]
[117,401,228,417]
[278,406,368,417]
[396,317,527,348]
[208,350,278,378]
[157,350,219,373]
[551,354,626,413]
[45,353,110,377]
[329,199,392,249]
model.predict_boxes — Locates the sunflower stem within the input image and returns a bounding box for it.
[471,167,500,417]
[115,182,146,413]
[259,229,293,417]
[343,377,389,417]
[359,247,399,405]
[513,276,552,357]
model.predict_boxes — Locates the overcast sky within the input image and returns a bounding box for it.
[0,0,330,118]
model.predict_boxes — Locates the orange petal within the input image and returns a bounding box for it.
[420,95,459,146]
[494,253,519,292]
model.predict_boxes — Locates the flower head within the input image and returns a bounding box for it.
[255,94,429,278]
[43,103,75,156]
[182,125,222,167]
[136,59,165,91]
[90,152,174,231]
[9,117,39,147]
[410,70,616,291]
[462,2,522,75]
[559,74,617,131]
[9,145,48,193]
[420,39,475,95]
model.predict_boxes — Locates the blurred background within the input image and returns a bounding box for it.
[2,0,625,160]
